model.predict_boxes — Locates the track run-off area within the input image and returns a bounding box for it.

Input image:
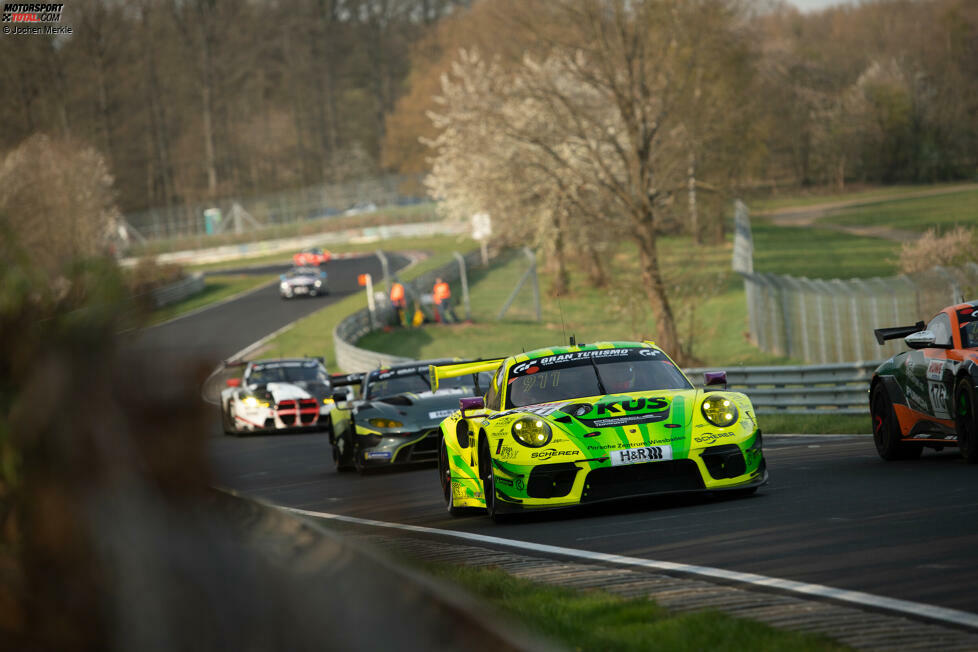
[134,250,978,636]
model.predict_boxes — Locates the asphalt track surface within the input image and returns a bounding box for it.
[128,252,409,363]
[211,432,978,617]
[154,251,978,620]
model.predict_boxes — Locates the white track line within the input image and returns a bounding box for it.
[282,506,978,632]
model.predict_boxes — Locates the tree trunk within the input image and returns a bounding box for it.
[634,217,681,357]
[549,209,569,296]
[582,239,607,288]
[200,46,218,198]
[688,151,700,245]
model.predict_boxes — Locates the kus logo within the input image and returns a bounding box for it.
[593,397,668,415]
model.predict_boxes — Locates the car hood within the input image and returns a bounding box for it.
[362,388,477,428]
[284,276,318,286]
[500,389,700,449]
[250,381,330,403]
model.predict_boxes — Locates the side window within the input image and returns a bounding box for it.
[485,366,503,411]
[927,314,952,347]
[962,322,978,349]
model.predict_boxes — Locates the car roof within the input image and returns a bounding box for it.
[250,357,323,368]
[508,341,658,365]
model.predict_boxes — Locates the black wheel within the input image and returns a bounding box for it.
[871,383,921,460]
[479,437,504,522]
[221,403,233,435]
[955,378,978,464]
[333,426,354,472]
[440,438,465,516]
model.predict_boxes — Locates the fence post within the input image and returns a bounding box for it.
[453,251,472,321]
[376,250,391,297]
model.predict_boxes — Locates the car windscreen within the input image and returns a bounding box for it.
[365,367,491,399]
[249,362,326,385]
[288,267,318,278]
[505,348,690,408]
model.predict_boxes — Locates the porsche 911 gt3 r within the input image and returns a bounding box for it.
[329,360,491,474]
[220,358,336,435]
[432,341,767,521]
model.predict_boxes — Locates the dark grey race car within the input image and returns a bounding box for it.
[329,360,491,474]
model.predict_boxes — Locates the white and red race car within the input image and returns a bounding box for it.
[220,358,340,435]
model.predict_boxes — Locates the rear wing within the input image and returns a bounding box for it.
[874,321,925,345]
[330,372,365,387]
[429,358,506,392]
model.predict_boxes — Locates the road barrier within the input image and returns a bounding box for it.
[150,272,205,308]
[686,361,879,415]
[334,249,485,372]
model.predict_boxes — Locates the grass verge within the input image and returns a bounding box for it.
[750,222,900,278]
[422,563,849,652]
[749,182,971,213]
[146,274,275,326]
[820,188,978,233]
[759,414,870,435]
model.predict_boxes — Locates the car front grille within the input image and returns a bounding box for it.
[581,459,704,503]
[394,429,440,463]
[276,399,319,427]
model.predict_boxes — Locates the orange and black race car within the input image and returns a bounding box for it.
[870,301,978,462]
[293,247,331,267]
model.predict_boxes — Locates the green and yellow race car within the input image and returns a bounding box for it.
[431,341,767,521]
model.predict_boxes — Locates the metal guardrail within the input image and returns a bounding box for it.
[150,272,205,309]
[333,250,485,373]
[687,361,879,416]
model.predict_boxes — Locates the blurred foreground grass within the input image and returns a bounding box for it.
[423,564,850,652]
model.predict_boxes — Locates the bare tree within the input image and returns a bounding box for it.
[427,1,755,359]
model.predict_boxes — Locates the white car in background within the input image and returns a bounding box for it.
[221,358,337,435]
[279,266,328,299]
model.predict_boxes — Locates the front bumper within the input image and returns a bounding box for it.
[234,398,326,432]
[491,457,768,515]
[357,428,443,467]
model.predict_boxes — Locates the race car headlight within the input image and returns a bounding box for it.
[243,396,270,408]
[322,397,334,405]
[368,418,403,429]
[314,280,322,287]
[701,397,738,428]
[511,416,552,448]
[279,282,289,291]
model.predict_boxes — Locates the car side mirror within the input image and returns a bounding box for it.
[704,371,727,389]
[905,330,936,350]
[331,390,352,408]
[226,378,241,387]
[459,396,485,418]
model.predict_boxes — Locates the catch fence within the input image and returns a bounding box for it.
[734,204,978,363]
[123,173,427,241]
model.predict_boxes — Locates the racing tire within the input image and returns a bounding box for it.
[954,378,978,464]
[332,427,355,472]
[439,438,465,517]
[871,384,921,461]
[479,437,506,522]
[221,403,234,435]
